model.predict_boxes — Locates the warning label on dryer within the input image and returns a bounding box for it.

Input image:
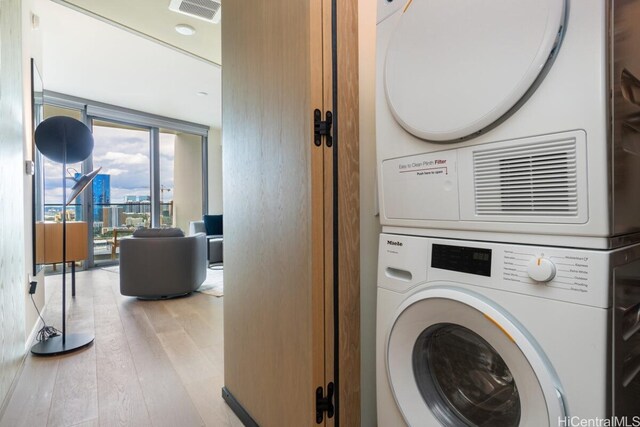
[398,159,449,177]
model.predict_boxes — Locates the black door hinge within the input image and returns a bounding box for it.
[314,109,333,147]
[315,382,334,423]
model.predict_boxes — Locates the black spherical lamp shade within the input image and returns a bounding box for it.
[34,116,94,164]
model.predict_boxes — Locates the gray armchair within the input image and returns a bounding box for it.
[189,220,223,264]
[119,230,207,299]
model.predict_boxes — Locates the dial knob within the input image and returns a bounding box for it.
[527,257,556,282]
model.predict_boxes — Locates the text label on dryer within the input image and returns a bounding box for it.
[387,240,403,247]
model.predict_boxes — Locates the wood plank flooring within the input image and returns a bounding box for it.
[0,268,241,427]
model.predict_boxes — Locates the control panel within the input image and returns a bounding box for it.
[503,249,591,294]
[379,233,612,308]
[429,244,592,293]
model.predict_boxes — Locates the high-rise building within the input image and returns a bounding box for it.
[93,174,110,221]
[102,205,123,229]
[124,195,151,214]
[139,195,151,214]
[124,195,139,213]
[75,173,110,221]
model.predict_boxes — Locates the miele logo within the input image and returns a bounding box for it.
[387,240,403,247]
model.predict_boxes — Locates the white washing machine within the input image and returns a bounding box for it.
[376,0,640,248]
[376,233,640,426]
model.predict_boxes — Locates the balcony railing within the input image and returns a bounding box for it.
[44,202,174,262]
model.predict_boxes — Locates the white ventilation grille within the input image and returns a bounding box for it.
[473,139,578,217]
[169,0,221,22]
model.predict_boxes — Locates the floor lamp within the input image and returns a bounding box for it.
[31,116,99,356]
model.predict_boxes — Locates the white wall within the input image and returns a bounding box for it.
[0,0,27,406]
[0,0,43,408]
[359,1,381,425]
[173,133,203,232]
[23,0,46,349]
[208,128,223,214]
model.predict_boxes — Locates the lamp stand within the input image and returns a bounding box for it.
[31,149,94,356]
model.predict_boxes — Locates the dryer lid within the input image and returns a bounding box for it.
[384,0,567,142]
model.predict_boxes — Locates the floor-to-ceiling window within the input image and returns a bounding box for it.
[159,131,175,227]
[41,92,209,271]
[88,120,152,266]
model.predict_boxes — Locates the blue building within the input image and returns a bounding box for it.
[75,173,110,221]
[93,174,110,221]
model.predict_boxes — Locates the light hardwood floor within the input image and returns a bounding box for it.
[0,268,241,427]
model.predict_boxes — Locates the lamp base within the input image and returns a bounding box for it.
[31,333,94,356]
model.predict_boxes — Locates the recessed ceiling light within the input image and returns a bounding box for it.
[175,24,196,36]
[197,91,208,96]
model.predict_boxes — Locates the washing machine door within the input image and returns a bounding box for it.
[387,287,565,427]
[384,0,567,142]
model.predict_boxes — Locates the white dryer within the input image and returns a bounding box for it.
[376,0,640,248]
[376,233,640,426]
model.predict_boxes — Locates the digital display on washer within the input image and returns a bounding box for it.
[431,244,492,277]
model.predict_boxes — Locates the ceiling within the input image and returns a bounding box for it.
[33,0,221,129]
[51,0,221,65]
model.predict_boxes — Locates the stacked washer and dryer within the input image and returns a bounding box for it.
[375,0,640,426]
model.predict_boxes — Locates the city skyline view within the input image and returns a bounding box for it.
[43,123,175,204]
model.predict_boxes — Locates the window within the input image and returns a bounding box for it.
[42,93,209,269]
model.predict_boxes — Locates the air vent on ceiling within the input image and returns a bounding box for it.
[473,139,578,217]
[169,0,221,23]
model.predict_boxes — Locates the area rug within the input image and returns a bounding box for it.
[197,268,224,297]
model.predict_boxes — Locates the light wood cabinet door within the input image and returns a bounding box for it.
[39,221,89,263]
[222,0,359,425]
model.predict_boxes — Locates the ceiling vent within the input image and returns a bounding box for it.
[169,0,221,23]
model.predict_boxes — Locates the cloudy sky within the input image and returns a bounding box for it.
[44,125,175,205]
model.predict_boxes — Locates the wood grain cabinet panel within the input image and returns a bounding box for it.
[38,221,89,264]
[222,0,359,425]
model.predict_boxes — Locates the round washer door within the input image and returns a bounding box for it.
[384,0,567,142]
[387,287,565,427]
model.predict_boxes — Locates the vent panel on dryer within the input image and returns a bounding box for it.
[473,139,578,217]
